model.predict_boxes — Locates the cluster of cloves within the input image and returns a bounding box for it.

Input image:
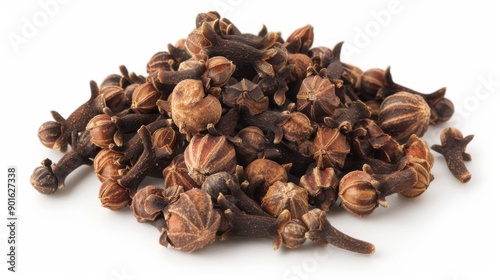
[31,11,474,254]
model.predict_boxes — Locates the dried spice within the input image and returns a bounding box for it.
[30,11,475,256]
[431,127,474,183]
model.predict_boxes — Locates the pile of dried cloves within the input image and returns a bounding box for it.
[31,11,474,254]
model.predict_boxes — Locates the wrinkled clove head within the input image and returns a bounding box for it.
[93,149,125,182]
[338,170,379,217]
[131,82,161,114]
[201,171,234,202]
[296,75,340,122]
[184,134,237,185]
[378,92,431,143]
[100,85,127,113]
[98,178,131,211]
[37,121,64,151]
[30,159,58,195]
[299,166,339,211]
[163,154,200,191]
[432,97,454,124]
[261,181,309,219]
[166,188,221,252]
[360,68,385,99]
[235,126,275,166]
[286,24,314,53]
[281,112,314,144]
[168,79,222,138]
[131,185,167,223]
[147,51,175,75]
[281,219,308,249]
[205,56,236,88]
[86,114,117,149]
[404,134,434,168]
[398,159,433,198]
[313,127,350,169]
[244,158,288,200]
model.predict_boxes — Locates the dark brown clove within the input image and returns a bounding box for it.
[93,148,125,182]
[165,188,221,252]
[39,81,105,152]
[146,51,175,75]
[302,209,375,254]
[296,72,340,122]
[114,118,172,166]
[261,181,309,219]
[162,154,200,191]
[86,107,159,148]
[376,66,448,125]
[159,79,222,139]
[299,166,339,211]
[220,194,375,254]
[338,166,418,217]
[286,24,314,54]
[186,20,279,78]
[234,126,280,166]
[100,126,174,208]
[244,158,289,201]
[313,127,350,169]
[149,60,206,91]
[378,92,431,143]
[324,100,371,133]
[184,134,237,185]
[431,127,473,183]
[224,78,269,115]
[31,131,100,194]
[201,172,270,216]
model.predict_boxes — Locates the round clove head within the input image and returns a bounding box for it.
[98,179,131,211]
[338,170,378,217]
[378,92,431,143]
[37,121,64,151]
[282,219,308,249]
[30,159,59,195]
[166,188,221,252]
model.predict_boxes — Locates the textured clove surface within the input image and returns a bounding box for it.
[30,11,474,256]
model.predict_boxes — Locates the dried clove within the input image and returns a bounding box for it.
[201,171,269,216]
[220,194,375,254]
[378,92,431,143]
[299,166,339,211]
[86,107,159,148]
[431,127,474,183]
[38,81,105,152]
[165,188,221,252]
[159,79,222,139]
[99,125,175,209]
[338,166,418,217]
[186,20,280,78]
[31,131,100,194]
[302,209,375,254]
[296,72,340,122]
[261,181,309,219]
[184,134,237,185]
[324,100,371,133]
[313,127,350,169]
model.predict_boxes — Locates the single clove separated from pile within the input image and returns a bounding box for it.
[31,11,474,254]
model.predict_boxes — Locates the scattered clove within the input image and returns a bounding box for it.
[431,127,474,183]
[31,131,100,194]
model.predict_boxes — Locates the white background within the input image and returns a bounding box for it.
[1,0,500,280]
